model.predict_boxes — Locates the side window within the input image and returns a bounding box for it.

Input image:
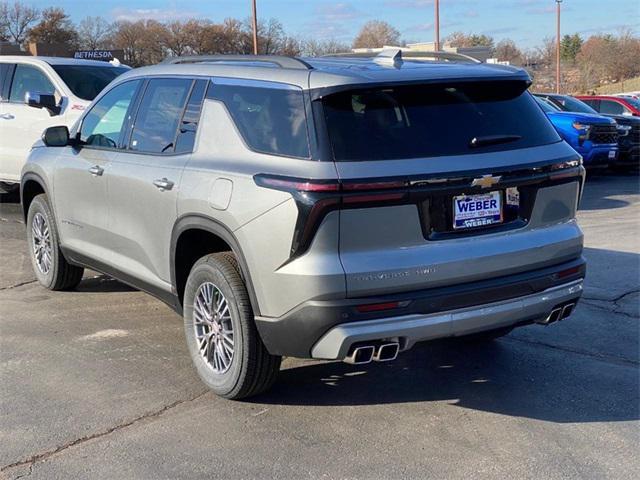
[80,80,140,149]
[208,81,310,158]
[8,64,55,102]
[0,64,15,101]
[129,78,192,154]
[599,100,625,115]
[582,99,599,110]
[175,80,207,154]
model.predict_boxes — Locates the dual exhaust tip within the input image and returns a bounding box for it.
[344,342,399,365]
[537,303,575,325]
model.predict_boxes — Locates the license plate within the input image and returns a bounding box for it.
[608,150,616,159]
[453,191,502,230]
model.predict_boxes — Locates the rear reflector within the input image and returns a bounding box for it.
[356,301,406,313]
[556,265,582,279]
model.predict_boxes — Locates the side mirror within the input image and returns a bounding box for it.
[25,91,61,116]
[42,126,70,147]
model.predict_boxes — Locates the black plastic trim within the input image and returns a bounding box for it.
[255,257,586,358]
[170,214,261,316]
[61,247,180,312]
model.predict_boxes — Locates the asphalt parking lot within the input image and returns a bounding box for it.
[0,172,638,480]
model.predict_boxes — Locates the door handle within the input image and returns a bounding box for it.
[89,165,104,176]
[153,178,174,191]
[0,113,15,120]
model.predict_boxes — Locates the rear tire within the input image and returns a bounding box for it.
[26,194,84,290]
[460,326,514,343]
[183,252,281,400]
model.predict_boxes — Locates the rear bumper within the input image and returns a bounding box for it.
[255,257,586,358]
[311,279,583,360]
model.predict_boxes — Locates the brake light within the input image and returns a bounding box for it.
[255,176,340,192]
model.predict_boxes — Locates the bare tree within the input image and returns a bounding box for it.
[77,16,113,50]
[353,20,400,49]
[446,31,494,49]
[301,39,350,57]
[27,7,78,48]
[495,39,523,65]
[0,1,38,45]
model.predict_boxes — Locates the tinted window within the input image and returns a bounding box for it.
[556,95,598,114]
[80,80,140,149]
[535,96,559,112]
[322,82,561,161]
[600,100,626,115]
[52,65,129,101]
[0,64,14,100]
[208,81,310,158]
[581,99,599,110]
[129,78,192,154]
[175,80,207,154]
[9,64,55,102]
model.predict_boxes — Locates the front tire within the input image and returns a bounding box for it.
[183,253,281,399]
[26,194,84,290]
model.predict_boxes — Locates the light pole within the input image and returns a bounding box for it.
[556,0,562,93]
[251,0,259,55]
[434,0,440,51]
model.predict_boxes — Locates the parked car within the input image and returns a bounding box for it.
[0,56,129,193]
[21,52,586,399]
[577,94,640,117]
[536,93,639,169]
[534,96,618,167]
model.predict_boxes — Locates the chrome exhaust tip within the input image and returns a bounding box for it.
[373,343,400,362]
[536,307,563,325]
[344,345,375,365]
[561,303,575,320]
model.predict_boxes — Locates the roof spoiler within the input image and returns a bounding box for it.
[161,54,313,70]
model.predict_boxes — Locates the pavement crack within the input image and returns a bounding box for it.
[0,391,209,475]
[581,298,639,319]
[505,337,639,367]
[0,280,37,291]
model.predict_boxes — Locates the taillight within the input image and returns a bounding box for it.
[254,174,409,258]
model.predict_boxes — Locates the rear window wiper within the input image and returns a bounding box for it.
[469,135,522,148]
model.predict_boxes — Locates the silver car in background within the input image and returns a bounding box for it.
[20,52,585,399]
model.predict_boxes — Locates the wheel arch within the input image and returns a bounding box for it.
[20,173,49,222]
[171,214,261,316]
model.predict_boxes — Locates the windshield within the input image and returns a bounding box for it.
[556,95,598,114]
[322,82,561,161]
[52,65,129,101]
[621,97,640,109]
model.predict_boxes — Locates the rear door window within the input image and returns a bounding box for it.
[8,64,55,102]
[208,80,310,158]
[175,79,207,154]
[0,63,15,101]
[321,81,561,161]
[129,78,192,154]
[599,100,627,115]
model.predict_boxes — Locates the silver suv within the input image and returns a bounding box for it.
[21,52,586,399]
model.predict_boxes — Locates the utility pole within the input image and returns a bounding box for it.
[556,0,562,93]
[434,0,440,51]
[251,0,259,55]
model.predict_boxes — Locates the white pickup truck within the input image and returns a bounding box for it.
[0,56,129,192]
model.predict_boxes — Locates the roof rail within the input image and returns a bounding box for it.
[323,50,480,64]
[161,54,313,70]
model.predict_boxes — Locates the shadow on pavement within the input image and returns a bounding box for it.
[255,339,638,423]
[579,171,638,211]
[75,274,137,293]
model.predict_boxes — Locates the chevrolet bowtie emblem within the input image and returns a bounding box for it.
[471,174,502,189]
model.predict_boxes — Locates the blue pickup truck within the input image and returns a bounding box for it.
[534,95,619,167]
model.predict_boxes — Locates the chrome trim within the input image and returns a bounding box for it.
[312,279,584,360]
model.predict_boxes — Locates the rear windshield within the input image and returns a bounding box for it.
[321,81,561,161]
[52,65,129,101]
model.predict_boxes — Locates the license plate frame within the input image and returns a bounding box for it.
[453,191,503,230]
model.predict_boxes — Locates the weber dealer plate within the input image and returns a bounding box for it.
[453,191,502,230]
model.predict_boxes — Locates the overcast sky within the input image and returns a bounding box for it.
[35,0,639,49]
